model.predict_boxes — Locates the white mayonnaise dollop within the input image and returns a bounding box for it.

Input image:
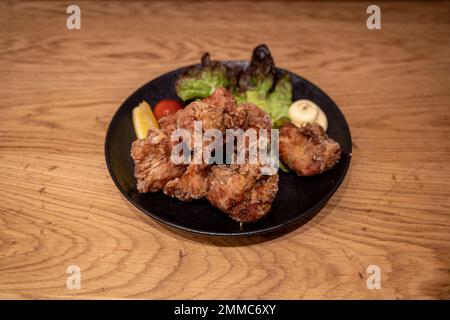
[288,99,328,130]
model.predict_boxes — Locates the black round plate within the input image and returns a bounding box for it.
[105,61,352,237]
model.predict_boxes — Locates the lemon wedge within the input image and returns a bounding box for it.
[132,101,159,139]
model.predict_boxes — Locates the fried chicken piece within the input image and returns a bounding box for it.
[207,163,279,223]
[175,88,241,155]
[175,87,266,137]
[164,164,210,201]
[204,87,272,152]
[158,111,179,135]
[230,174,279,222]
[177,100,225,133]
[225,101,271,138]
[158,110,182,150]
[160,88,238,136]
[131,129,186,193]
[279,122,341,176]
[203,87,238,114]
[223,102,272,163]
[225,103,272,132]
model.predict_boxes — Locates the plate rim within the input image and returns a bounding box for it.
[104,61,352,237]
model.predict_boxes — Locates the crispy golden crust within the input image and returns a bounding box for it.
[203,87,238,114]
[164,164,210,201]
[206,164,279,223]
[279,122,341,176]
[237,103,272,131]
[177,100,226,133]
[158,111,179,135]
[224,102,271,132]
[130,130,186,193]
[229,174,279,222]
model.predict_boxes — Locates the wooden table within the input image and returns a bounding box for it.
[0,1,449,299]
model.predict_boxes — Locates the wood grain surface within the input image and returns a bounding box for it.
[0,1,449,299]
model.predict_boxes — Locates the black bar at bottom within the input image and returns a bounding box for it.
[0,300,446,319]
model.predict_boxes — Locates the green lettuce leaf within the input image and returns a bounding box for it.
[176,53,230,101]
[238,73,293,125]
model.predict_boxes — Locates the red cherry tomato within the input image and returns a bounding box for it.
[153,100,183,120]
